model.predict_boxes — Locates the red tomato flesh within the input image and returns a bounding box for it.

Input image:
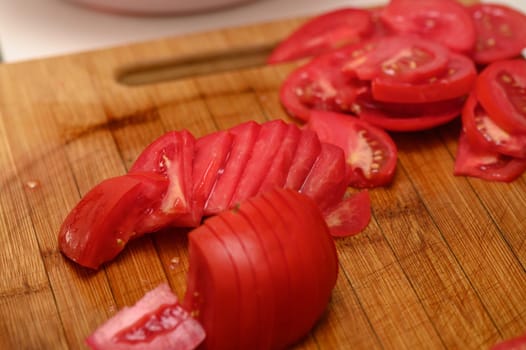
[491,331,526,350]
[454,131,526,182]
[476,59,526,135]
[284,129,322,190]
[58,172,168,269]
[380,0,476,54]
[372,52,476,103]
[324,190,372,237]
[306,110,397,188]
[268,8,374,64]
[462,92,526,159]
[86,283,205,350]
[469,3,526,64]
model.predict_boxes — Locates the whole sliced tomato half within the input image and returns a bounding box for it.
[476,59,526,135]
[454,131,526,182]
[342,35,450,83]
[462,92,526,159]
[380,0,476,54]
[86,284,205,350]
[130,130,195,228]
[305,110,397,188]
[267,8,374,64]
[58,172,168,269]
[355,94,464,132]
[280,48,368,121]
[372,52,476,103]
[469,3,526,64]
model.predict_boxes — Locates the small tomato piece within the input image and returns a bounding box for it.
[324,190,372,237]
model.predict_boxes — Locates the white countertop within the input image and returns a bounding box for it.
[0,0,524,63]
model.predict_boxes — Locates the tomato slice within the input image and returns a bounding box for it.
[204,121,260,215]
[284,129,322,190]
[267,8,374,64]
[130,130,195,229]
[306,110,397,188]
[454,131,526,182]
[86,284,205,350]
[324,190,372,237]
[58,172,168,269]
[356,94,464,132]
[476,59,526,135]
[342,35,450,83]
[491,331,526,350]
[469,3,526,64]
[462,92,526,159]
[280,48,368,121]
[380,0,476,53]
[372,52,476,103]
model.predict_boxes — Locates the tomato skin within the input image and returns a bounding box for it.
[380,0,476,54]
[372,52,476,104]
[58,172,168,270]
[268,8,374,64]
[86,284,205,350]
[462,92,526,159]
[306,110,397,188]
[184,189,338,350]
[454,131,526,182]
[469,3,526,65]
[476,59,526,135]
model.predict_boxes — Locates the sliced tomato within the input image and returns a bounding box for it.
[230,120,288,206]
[268,8,374,64]
[469,3,526,64]
[204,121,260,215]
[184,189,337,350]
[58,172,168,269]
[130,130,195,229]
[324,190,372,237]
[476,59,526,135]
[306,110,397,188]
[279,48,369,121]
[380,0,476,54]
[341,35,450,83]
[491,332,526,350]
[372,52,476,103]
[284,128,322,190]
[462,92,526,159]
[356,94,463,132]
[454,131,526,182]
[86,284,205,350]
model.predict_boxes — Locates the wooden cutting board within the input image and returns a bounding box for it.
[1,6,526,350]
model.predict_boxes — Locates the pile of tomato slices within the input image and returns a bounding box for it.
[271,0,526,183]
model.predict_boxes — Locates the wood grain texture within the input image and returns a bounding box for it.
[1,6,525,350]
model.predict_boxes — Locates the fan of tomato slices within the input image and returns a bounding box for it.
[272,0,526,183]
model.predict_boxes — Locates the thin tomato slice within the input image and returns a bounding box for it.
[372,52,476,103]
[476,59,526,135]
[324,190,371,237]
[380,0,476,54]
[284,129,322,190]
[268,8,374,64]
[454,131,526,182]
[469,3,526,64]
[462,92,526,159]
[306,110,397,188]
[342,35,450,83]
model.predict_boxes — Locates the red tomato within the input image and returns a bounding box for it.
[491,331,526,350]
[324,190,371,237]
[58,172,168,269]
[469,3,526,64]
[86,284,205,350]
[203,121,260,215]
[372,52,477,103]
[462,92,526,159]
[454,131,526,182]
[356,94,464,132]
[267,8,374,64]
[284,129,322,190]
[342,35,451,83]
[184,189,338,350]
[306,110,397,188]
[280,48,368,121]
[130,130,195,228]
[476,59,526,135]
[380,0,476,54]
